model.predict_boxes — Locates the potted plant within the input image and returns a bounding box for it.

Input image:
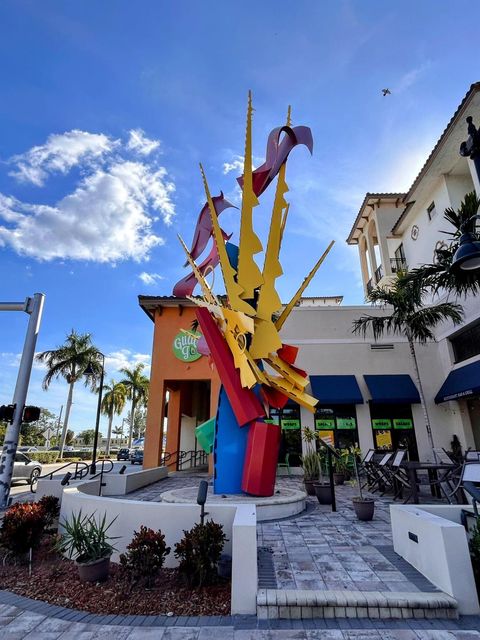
[333,449,348,485]
[56,511,118,582]
[313,449,333,505]
[351,449,374,521]
[301,450,320,495]
[301,427,319,495]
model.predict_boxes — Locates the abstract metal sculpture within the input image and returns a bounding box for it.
[174,93,334,496]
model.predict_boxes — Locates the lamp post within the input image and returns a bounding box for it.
[451,214,480,272]
[84,352,105,474]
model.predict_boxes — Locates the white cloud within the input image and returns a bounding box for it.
[9,130,115,186]
[127,129,160,156]
[395,61,432,94]
[138,271,164,285]
[0,129,174,263]
[104,349,151,377]
[0,160,174,262]
[223,155,244,175]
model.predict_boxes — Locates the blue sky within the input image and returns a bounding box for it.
[1,0,479,434]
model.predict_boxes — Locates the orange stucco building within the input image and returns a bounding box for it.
[139,296,221,469]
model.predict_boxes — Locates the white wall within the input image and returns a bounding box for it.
[60,484,257,614]
[180,415,197,452]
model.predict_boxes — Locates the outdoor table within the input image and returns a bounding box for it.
[401,461,455,504]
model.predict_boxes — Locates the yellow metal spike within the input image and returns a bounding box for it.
[177,233,219,308]
[265,354,308,390]
[275,240,335,331]
[263,373,318,412]
[249,156,289,358]
[236,91,264,300]
[286,105,292,127]
[280,203,289,244]
[199,164,256,316]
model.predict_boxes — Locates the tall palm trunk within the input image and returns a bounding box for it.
[106,408,113,457]
[128,395,137,449]
[407,336,435,456]
[59,381,75,459]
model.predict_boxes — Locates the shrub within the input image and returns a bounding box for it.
[174,520,227,588]
[28,452,58,464]
[38,495,60,529]
[1,502,47,555]
[120,526,170,587]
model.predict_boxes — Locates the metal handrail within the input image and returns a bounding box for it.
[160,449,208,471]
[88,459,115,496]
[374,264,383,283]
[30,460,90,493]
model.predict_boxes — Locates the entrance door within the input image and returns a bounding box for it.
[370,403,419,460]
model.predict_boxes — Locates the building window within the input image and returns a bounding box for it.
[391,244,407,273]
[427,201,436,221]
[369,403,419,460]
[314,405,359,450]
[450,319,480,364]
[270,403,302,466]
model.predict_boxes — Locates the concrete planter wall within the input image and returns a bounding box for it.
[390,504,480,615]
[59,483,257,615]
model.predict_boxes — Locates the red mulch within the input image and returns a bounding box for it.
[0,537,230,616]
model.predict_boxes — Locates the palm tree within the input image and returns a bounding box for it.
[101,380,127,456]
[119,363,149,448]
[405,191,480,297]
[353,274,464,453]
[36,330,103,458]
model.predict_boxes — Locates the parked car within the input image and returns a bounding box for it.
[117,448,130,461]
[18,446,39,453]
[130,449,144,465]
[13,452,42,485]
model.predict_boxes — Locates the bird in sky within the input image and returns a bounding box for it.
[382,88,391,96]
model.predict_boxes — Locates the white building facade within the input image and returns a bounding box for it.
[280,82,480,462]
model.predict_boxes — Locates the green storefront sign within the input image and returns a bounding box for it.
[265,417,280,426]
[172,330,202,362]
[393,418,413,430]
[337,417,356,430]
[372,418,392,430]
[281,419,300,430]
[315,418,335,430]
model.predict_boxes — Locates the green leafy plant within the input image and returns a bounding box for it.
[174,520,227,588]
[38,495,60,529]
[0,502,47,555]
[56,511,118,563]
[301,451,320,481]
[120,526,170,587]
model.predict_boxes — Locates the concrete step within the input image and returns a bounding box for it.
[257,588,458,620]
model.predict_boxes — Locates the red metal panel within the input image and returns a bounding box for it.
[242,421,281,497]
[277,343,298,365]
[196,307,265,427]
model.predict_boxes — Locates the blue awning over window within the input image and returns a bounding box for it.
[435,360,480,403]
[364,374,420,404]
[310,375,364,405]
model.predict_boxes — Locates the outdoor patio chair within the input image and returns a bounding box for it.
[277,452,291,476]
[359,449,376,489]
[367,452,393,494]
[447,461,480,514]
[383,449,411,501]
[465,450,480,462]
[433,447,457,464]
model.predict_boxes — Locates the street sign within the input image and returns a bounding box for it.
[43,428,53,440]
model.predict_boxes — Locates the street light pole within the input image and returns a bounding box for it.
[90,353,105,475]
[0,293,45,509]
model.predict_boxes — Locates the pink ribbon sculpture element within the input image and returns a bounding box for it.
[173,126,313,298]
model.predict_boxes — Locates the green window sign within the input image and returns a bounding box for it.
[337,417,356,430]
[315,418,335,430]
[281,419,300,430]
[393,418,413,430]
[172,330,202,362]
[265,417,280,426]
[372,418,392,430]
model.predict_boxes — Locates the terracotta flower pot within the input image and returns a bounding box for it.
[304,480,316,496]
[313,482,333,505]
[333,472,345,486]
[352,497,375,521]
[76,555,111,583]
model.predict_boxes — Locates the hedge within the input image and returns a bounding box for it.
[27,452,58,464]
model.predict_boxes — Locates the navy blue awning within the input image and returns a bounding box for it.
[364,374,420,404]
[435,360,480,403]
[310,375,364,405]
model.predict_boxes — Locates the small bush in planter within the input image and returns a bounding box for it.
[38,495,60,530]
[351,449,374,521]
[174,520,227,588]
[120,526,170,587]
[0,502,47,555]
[56,511,118,582]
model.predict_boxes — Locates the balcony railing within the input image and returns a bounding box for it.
[374,264,384,282]
[366,278,374,296]
[390,258,408,273]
